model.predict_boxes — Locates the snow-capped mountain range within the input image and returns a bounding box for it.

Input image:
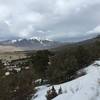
[0,37,62,51]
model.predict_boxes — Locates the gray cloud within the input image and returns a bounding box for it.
[0,0,100,41]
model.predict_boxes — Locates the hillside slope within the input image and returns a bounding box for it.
[52,35,100,52]
[32,60,100,100]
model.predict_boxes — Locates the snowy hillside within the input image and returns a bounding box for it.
[32,60,100,100]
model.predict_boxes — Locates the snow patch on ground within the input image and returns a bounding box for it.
[32,60,100,100]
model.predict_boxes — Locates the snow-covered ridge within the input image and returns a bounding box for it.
[32,60,100,100]
[4,38,55,46]
[11,40,17,43]
[0,37,61,50]
[11,37,52,43]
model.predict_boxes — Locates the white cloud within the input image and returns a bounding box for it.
[88,26,100,34]
[0,0,100,40]
[0,5,10,21]
[18,25,34,38]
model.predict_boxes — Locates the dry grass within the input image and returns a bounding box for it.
[0,45,27,61]
[0,45,23,53]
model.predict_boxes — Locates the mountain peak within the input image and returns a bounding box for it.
[0,38,61,51]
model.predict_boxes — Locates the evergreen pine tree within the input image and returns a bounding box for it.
[58,86,62,95]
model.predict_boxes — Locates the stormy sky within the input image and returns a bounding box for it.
[0,0,100,41]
